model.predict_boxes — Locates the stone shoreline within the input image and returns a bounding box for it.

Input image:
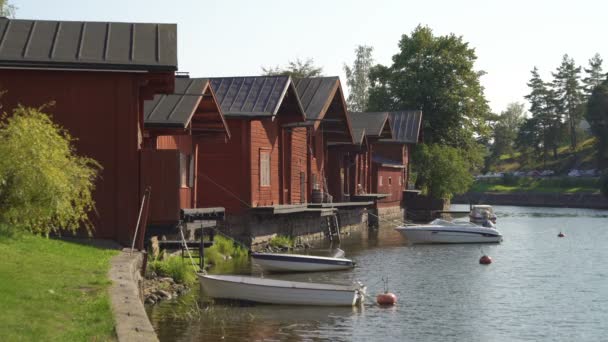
[452,192,608,209]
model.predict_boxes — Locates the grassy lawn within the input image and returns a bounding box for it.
[493,137,598,173]
[0,234,118,341]
[470,176,600,194]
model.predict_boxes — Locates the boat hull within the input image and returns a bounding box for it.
[199,274,365,306]
[251,253,354,272]
[396,227,502,244]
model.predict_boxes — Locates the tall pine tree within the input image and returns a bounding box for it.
[583,53,606,98]
[525,67,561,166]
[552,54,584,149]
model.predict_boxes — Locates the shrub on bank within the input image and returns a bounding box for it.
[0,105,100,236]
[148,256,197,286]
[268,235,295,249]
[204,235,249,266]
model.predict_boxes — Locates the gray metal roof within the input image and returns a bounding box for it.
[144,78,208,128]
[372,155,405,168]
[209,76,304,118]
[0,18,177,71]
[382,111,423,144]
[348,112,390,138]
[293,77,339,120]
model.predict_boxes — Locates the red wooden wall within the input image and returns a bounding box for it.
[0,69,171,245]
[140,149,180,223]
[198,119,250,214]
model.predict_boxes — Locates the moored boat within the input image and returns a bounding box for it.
[251,250,355,272]
[199,274,366,306]
[395,219,503,244]
[469,205,497,224]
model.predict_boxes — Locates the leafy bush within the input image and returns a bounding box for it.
[268,235,295,248]
[0,106,100,236]
[413,144,474,199]
[203,235,249,266]
[148,256,196,286]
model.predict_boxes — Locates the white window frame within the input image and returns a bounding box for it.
[379,176,383,186]
[180,153,188,188]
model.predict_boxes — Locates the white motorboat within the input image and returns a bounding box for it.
[199,274,366,306]
[251,249,354,272]
[395,219,503,244]
[469,205,497,224]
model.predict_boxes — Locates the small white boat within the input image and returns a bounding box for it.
[469,205,497,224]
[251,249,354,272]
[395,219,503,244]
[199,274,366,306]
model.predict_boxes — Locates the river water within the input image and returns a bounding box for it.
[147,205,608,341]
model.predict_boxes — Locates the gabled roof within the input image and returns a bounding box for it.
[348,112,392,138]
[144,77,229,136]
[293,77,338,121]
[0,18,177,71]
[293,76,354,143]
[209,76,305,119]
[381,111,423,144]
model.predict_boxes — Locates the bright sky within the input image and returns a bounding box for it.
[11,0,608,113]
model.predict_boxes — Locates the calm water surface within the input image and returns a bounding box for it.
[147,205,608,341]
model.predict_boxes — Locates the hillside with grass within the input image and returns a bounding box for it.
[492,137,598,174]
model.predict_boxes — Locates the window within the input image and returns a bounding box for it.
[180,153,188,187]
[388,177,392,186]
[379,176,383,186]
[260,150,270,187]
[399,176,402,186]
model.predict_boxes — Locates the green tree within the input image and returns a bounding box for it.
[413,144,473,200]
[368,25,492,148]
[586,79,608,169]
[524,67,562,165]
[343,45,374,112]
[262,58,323,78]
[491,102,525,157]
[583,53,606,97]
[552,54,584,149]
[0,105,100,236]
[515,116,543,164]
[0,0,16,18]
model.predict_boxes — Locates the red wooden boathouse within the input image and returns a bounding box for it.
[0,18,177,245]
[142,77,230,227]
[199,76,307,215]
[344,111,422,222]
[292,77,354,202]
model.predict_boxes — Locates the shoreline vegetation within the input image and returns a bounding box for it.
[0,234,118,341]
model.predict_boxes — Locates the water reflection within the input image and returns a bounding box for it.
[148,205,608,341]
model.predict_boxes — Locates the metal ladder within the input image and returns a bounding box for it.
[326,213,341,243]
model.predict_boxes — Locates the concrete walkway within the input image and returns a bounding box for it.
[108,248,159,342]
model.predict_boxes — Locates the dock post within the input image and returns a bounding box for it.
[199,225,204,270]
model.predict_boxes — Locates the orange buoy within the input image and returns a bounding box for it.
[479,255,492,265]
[376,292,397,306]
[558,232,565,238]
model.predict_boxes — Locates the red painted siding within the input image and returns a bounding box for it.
[156,135,192,155]
[290,127,307,203]
[250,119,280,207]
[198,119,250,214]
[0,69,171,245]
[140,149,180,223]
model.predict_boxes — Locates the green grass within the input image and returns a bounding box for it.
[148,255,197,286]
[494,137,598,173]
[268,235,295,249]
[203,235,249,267]
[0,234,118,341]
[470,176,600,194]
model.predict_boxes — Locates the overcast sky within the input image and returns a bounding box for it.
[11,0,608,113]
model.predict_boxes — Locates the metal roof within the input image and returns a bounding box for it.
[0,18,177,71]
[144,78,208,128]
[209,76,304,118]
[293,77,339,120]
[348,112,390,138]
[381,111,423,144]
